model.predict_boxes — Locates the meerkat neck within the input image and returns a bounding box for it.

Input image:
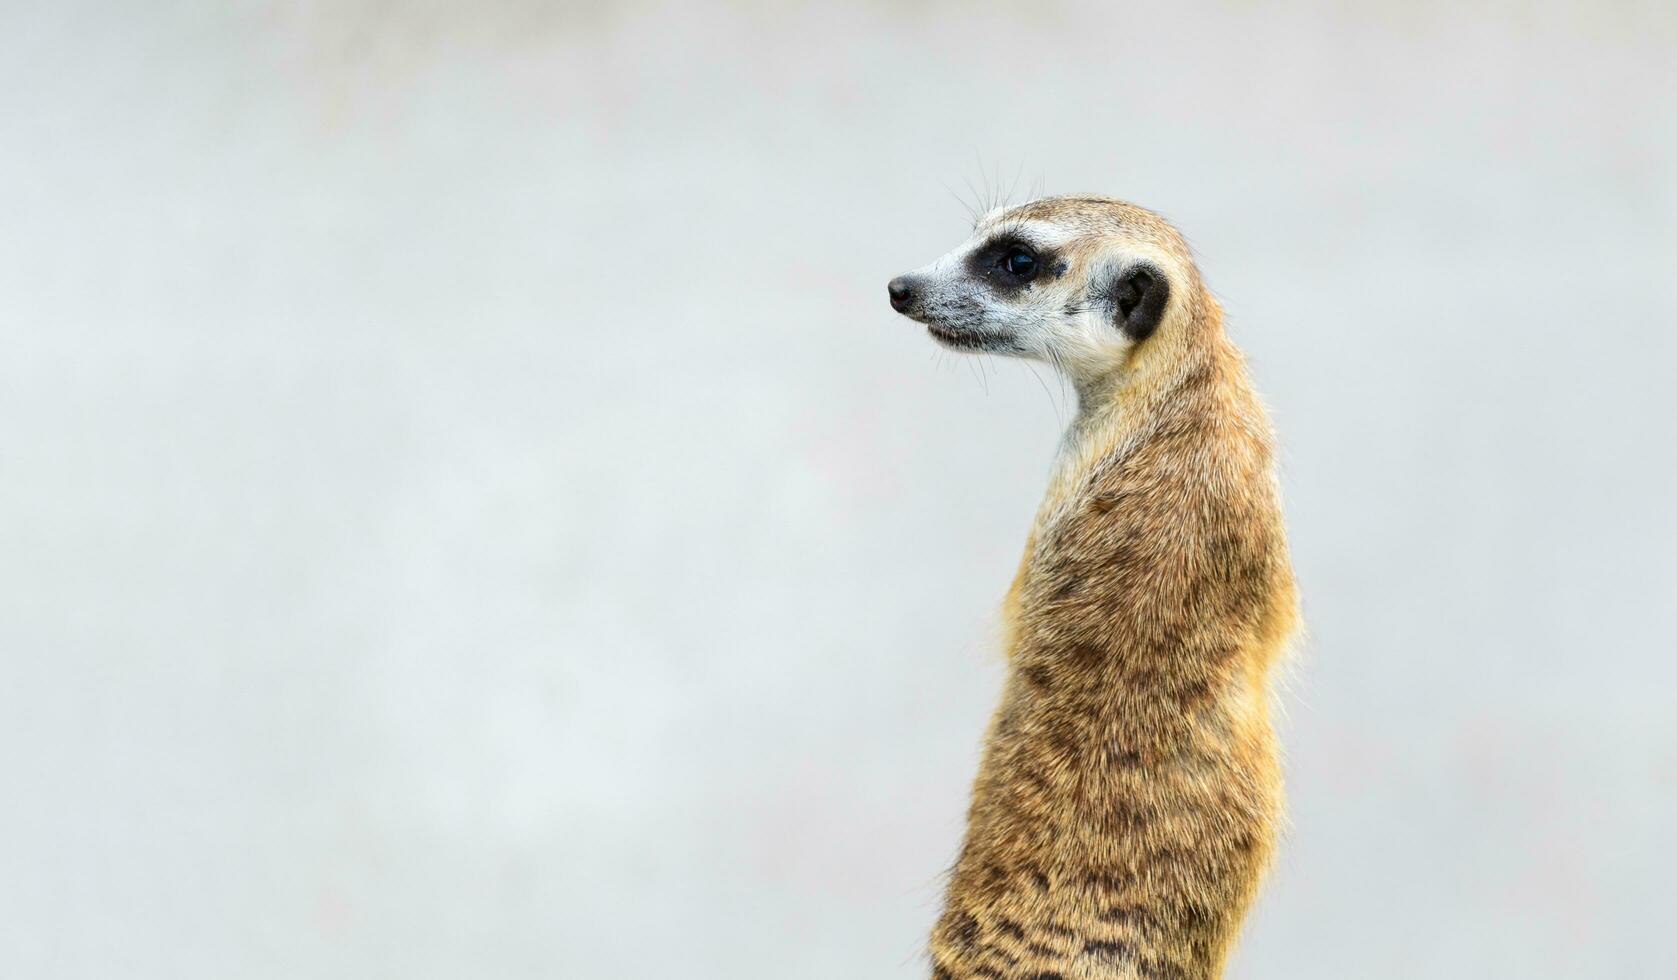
[1052,314,1219,498]
[1054,372,1126,470]
[1070,368,1129,421]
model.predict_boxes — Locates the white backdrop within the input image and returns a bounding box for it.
[4,1,1675,977]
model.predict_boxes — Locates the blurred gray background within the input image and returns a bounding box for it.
[4,1,1675,977]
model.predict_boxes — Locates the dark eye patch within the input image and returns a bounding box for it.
[965,236,1058,296]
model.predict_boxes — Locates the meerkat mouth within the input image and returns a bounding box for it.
[925,321,996,350]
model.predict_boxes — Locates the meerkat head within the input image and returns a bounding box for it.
[887,196,1199,381]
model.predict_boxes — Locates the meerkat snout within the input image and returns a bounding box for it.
[886,275,918,314]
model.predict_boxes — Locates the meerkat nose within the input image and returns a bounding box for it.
[887,276,917,312]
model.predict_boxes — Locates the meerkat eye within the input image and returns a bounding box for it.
[1001,249,1037,278]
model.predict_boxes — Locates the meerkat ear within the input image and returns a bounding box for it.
[1107,262,1170,343]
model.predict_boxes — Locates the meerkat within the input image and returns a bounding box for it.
[887,196,1299,980]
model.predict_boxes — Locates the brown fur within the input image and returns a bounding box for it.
[927,199,1299,980]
